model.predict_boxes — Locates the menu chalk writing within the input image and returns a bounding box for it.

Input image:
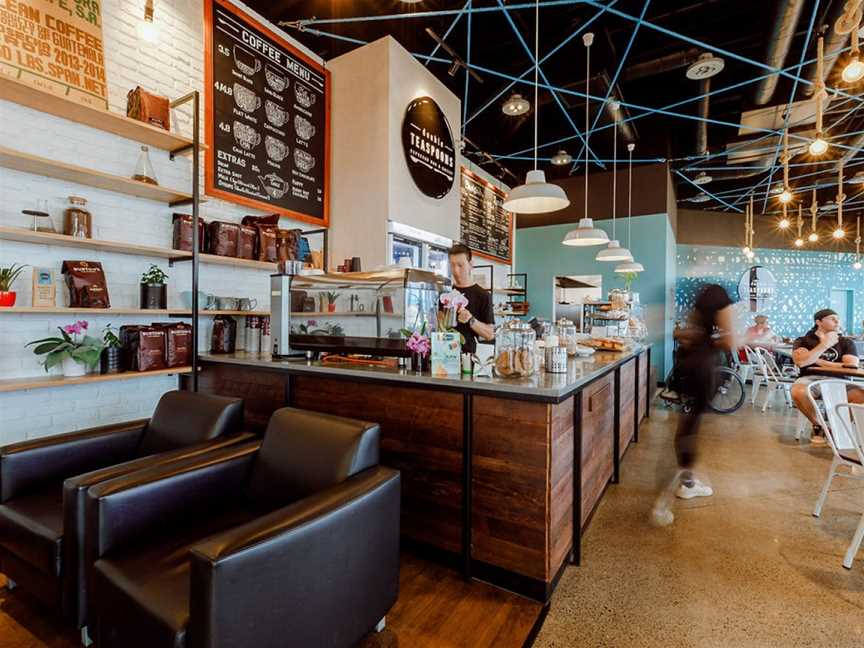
[460,167,513,263]
[205,0,329,225]
[0,0,107,109]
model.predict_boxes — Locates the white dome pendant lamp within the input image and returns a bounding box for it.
[502,0,569,214]
[614,143,645,273]
[562,33,609,246]
[596,101,633,261]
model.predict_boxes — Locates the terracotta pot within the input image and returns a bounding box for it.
[0,291,16,307]
[327,303,336,313]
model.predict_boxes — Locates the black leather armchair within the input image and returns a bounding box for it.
[0,390,249,629]
[85,407,401,648]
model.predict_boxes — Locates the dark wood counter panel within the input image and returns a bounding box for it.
[195,345,652,602]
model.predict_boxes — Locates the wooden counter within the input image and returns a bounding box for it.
[195,346,652,602]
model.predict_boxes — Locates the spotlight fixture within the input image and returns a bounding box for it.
[502,93,530,116]
[138,0,159,43]
[693,172,713,185]
[424,28,484,83]
[551,150,573,166]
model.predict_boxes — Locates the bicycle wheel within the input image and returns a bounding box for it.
[708,366,745,414]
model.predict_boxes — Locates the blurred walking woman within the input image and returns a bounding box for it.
[653,283,736,526]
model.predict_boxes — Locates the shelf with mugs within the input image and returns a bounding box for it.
[0,307,269,318]
[0,227,279,271]
[0,146,194,205]
[0,366,193,394]
[0,75,202,156]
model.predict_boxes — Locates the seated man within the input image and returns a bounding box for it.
[746,314,779,346]
[790,308,864,446]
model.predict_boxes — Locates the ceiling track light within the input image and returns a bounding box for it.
[424,28,484,83]
[562,32,607,245]
[503,1,569,215]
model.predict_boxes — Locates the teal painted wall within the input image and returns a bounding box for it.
[515,214,675,376]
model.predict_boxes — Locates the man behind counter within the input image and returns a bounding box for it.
[447,243,495,353]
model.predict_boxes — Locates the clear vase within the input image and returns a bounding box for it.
[61,355,87,377]
[132,145,158,185]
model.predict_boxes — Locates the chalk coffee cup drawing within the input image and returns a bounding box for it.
[293,149,316,173]
[265,99,288,127]
[265,64,288,92]
[233,83,261,113]
[265,135,289,162]
[294,83,316,108]
[216,296,239,311]
[294,115,316,140]
[238,298,258,311]
[233,46,262,75]
[233,121,261,150]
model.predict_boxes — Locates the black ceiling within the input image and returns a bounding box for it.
[249,0,864,220]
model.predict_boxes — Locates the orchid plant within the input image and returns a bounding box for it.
[437,290,467,345]
[26,320,104,371]
[400,322,430,358]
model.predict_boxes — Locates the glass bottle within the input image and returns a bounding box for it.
[64,196,92,239]
[494,321,536,378]
[132,145,158,185]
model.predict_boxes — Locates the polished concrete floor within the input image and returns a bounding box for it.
[536,393,864,647]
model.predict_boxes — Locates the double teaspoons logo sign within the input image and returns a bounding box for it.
[402,96,455,199]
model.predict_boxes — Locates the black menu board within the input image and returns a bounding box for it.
[204,0,329,225]
[459,167,513,263]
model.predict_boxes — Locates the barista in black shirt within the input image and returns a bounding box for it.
[447,243,495,354]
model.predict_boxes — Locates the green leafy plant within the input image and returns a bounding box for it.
[618,271,638,292]
[0,263,27,291]
[141,264,168,285]
[26,321,104,372]
[324,291,339,305]
[102,323,122,349]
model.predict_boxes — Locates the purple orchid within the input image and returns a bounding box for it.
[406,331,431,357]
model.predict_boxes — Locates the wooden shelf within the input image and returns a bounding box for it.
[1,307,191,315]
[290,311,400,317]
[200,310,269,317]
[0,367,192,393]
[0,75,198,154]
[496,288,526,295]
[198,253,276,271]
[0,146,194,204]
[0,227,192,260]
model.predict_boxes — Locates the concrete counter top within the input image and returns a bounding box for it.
[200,345,647,402]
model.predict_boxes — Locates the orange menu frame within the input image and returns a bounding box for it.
[203,0,331,226]
[460,166,514,264]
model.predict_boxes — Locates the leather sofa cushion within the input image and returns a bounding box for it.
[93,506,255,648]
[246,408,380,508]
[0,490,63,576]
[137,392,243,456]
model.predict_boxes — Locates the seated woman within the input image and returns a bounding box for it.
[790,308,864,446]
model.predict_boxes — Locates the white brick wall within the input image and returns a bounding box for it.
[0,0,316,443]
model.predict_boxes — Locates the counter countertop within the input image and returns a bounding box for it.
[200,345,648,402]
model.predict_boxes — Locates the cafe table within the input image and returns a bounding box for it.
[807,365,864,381]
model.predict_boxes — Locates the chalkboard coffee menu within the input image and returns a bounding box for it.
[460,167,513,263]
[204,0,329,226]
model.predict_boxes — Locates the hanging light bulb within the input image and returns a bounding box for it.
[808,188,819,242]
[502,93,530,116]
[810,36,830,156]
[503,2,569,214]
[842,15,864,83]
[562,33,608,245]
[853,217,862,269]
[833,160,846,239]
[138,0,159,43]
[597,102,633,262]
[794,203,804,247]
[778,129,793,207]
[614,144,644,273]
[778,190,793,204]
[779,203,790,229]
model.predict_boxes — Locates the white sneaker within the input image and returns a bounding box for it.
[652,506,674,526]
[660,389,679,401]
[810,435,827,447]
[676,479,713,500]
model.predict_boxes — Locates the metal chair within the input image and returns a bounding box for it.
[745,346,767,405]
[755,347,797,413]
[832,402,864,569]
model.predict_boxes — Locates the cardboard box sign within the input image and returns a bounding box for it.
[151,322,193,368]
[61,261,110,308]
[120,325,166,371]
[32,267,56,307]
[126,87,171,131]
[431,331,461,378]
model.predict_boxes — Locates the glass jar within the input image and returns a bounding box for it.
[556,318,578,354]
[64,196,91,239]
[494,321,536,378]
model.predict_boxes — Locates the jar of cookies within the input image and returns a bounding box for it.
[494,321,536,378]
[556,318,578,355]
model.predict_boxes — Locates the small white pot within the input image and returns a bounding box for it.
[62,355,87,377]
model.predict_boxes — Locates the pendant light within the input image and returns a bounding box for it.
[562,33,609,246]
[833,161,846,239]
[809,36,830,156]
[744,196,755,260]
[614,144,645,273]
[502,0,569,214]
[842,14,864,83]
[742,199,751,254]
[596,101,633,261]
[809,189,819,242]
[853,217,862,269]
[778,129,793,205]
[794,204,805,247]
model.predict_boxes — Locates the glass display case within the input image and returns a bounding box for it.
[273,269,450,357]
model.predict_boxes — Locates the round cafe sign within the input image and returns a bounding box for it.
[401,96,456,199]
[738,266,777,311]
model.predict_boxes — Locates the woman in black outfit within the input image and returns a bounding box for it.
[653,283,736,526]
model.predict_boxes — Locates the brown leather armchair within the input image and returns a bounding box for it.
[85,407,401,648]
[0,390,250,633]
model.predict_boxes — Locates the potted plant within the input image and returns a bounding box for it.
[140,264,168,309]
[0,263,27,307]
[401,322,431,372]
[325,291,339,313]
[26,320,104,377]
[617,271,638,300]
[100,323,124,374]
